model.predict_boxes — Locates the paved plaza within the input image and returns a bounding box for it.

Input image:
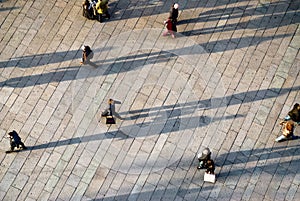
[0,0,300,200]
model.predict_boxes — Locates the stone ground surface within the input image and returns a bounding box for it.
[0,0,300,200]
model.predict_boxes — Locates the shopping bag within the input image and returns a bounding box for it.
[204,172,216,183]
[106,116,115,124]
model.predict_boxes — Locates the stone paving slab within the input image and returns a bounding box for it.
[0,0,300,200]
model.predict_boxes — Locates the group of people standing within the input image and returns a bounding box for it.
[82,0,110,22]
[82,0,180,37]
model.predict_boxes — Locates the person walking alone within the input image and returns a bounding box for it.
[80,45,93,64]
[169,3,179,32]
[162,17,176,38]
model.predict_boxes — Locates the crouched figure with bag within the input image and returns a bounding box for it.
[6,130,27,153]
[204,159,216,183]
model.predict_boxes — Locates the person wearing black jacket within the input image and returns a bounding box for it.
[80,45,93,64]
[7,130,27,151]
[197,147,211,169]
[286,103,300,123]
[169,3,179,32]
[169,3,179,24]
[205,159,215,174]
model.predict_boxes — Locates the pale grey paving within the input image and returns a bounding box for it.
[0,0,300,200]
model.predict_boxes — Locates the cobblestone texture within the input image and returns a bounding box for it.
[0,0,300,200]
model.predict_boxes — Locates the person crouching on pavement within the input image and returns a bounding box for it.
[197,147,211,169]
[8,130,27,151]
[96,0,110,23]
[206,159,215,174]
[276,120,295,142]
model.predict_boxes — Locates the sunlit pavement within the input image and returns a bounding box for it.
[0,0,300,200]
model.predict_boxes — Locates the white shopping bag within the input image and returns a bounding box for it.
[204,172,216,183]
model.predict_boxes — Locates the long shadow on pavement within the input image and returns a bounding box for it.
[19,85,300,148]
[108,0,249,22]
[23,113,243,150]
[122,86,300,117]
[217,144,300,178]
[0,47,111,69]
[0,6,20,12]
[0,32,292,88]
[93,185,214,201]
[179,1,299,36]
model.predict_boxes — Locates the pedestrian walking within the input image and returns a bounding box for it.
[6,130,27,152]
[101,99,122,124]
[197,147,211,169]
[276,120,295,142]
[80,45,93,64]
[162,17,176,38]
[101,98,114,117]
[169,3,179,27]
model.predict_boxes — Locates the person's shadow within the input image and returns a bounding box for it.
[84,60,98,68]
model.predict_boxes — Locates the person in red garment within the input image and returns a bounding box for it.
[162,17,176,38]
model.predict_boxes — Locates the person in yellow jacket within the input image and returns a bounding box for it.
[96,0,110,22]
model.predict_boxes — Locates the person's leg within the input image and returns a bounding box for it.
[284,115,291,121]
[275,135,287,142]
[80,52,85,64]
[169,30,175,38]
[10,142,16,151]
[197,160,204,169]
[162,28,169,36]
[19,142,27,149]
[101,108,110,117]
[98,14,103,22]
[87,52,93,62]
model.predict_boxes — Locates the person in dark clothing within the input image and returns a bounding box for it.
[101,99,122,119]
[162,17,176,38]
[101,99,123,124]
[276,120,295,142]
[205,159,215,174]
[169,3,179,24]
[285,103,300,123]
[8,130,27,151]
[80,45,93,64]
[102,99,114,117]
[197,147,211,169]
[82,0,95,20]
[96,0,110,23]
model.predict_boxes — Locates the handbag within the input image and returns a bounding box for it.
[106,116,115,124]
[204,172,216,183]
